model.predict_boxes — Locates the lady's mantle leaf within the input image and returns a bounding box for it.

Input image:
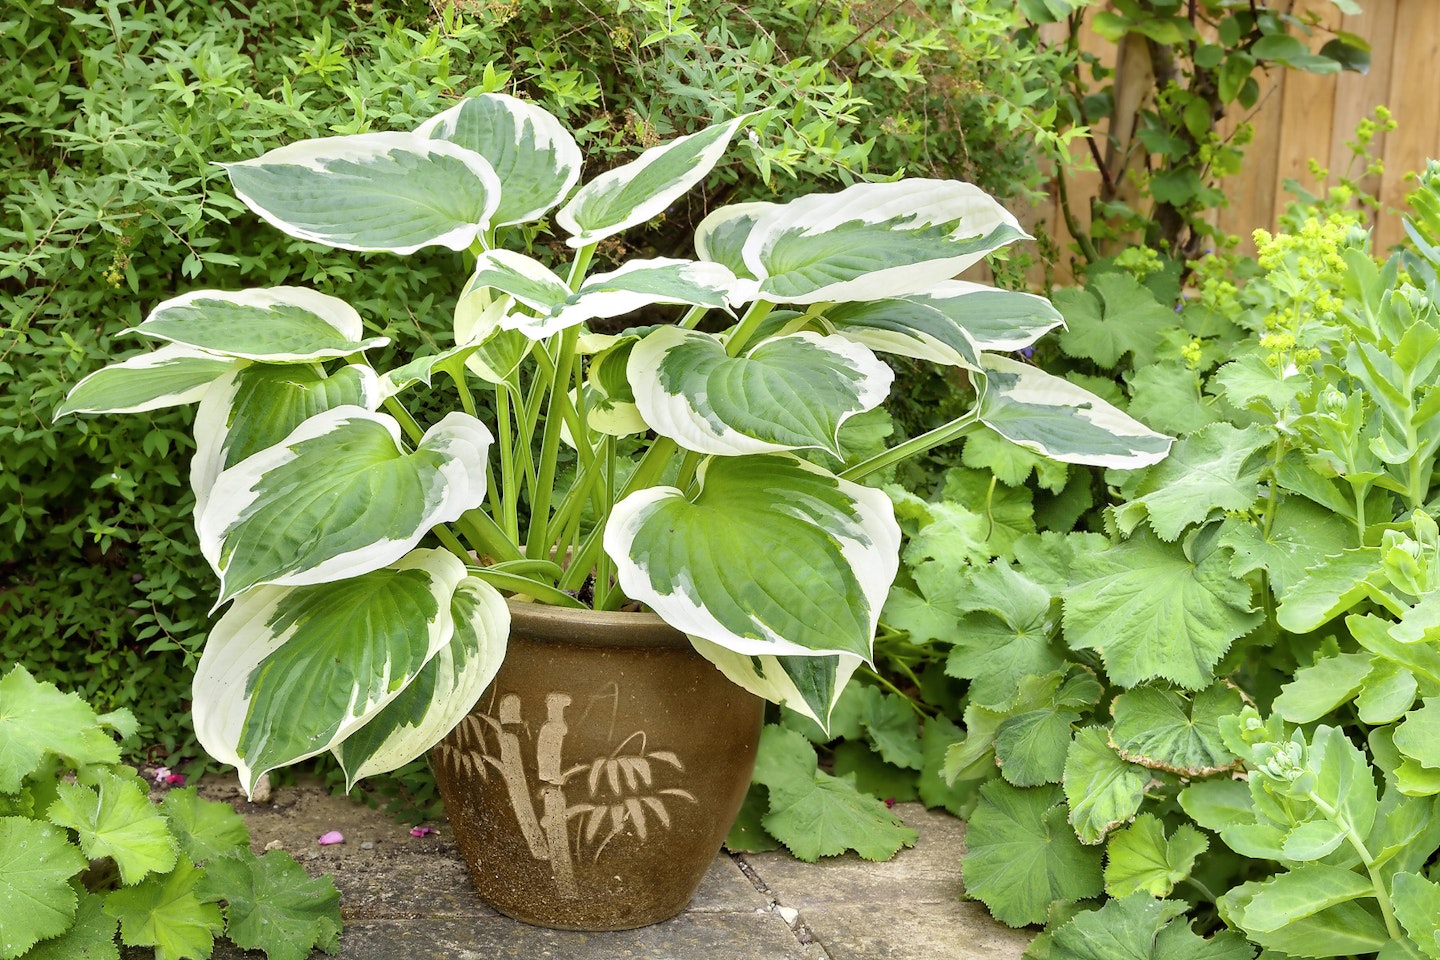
[159,788,251,864]
[1048,893,1255,960]
[960,781,1103,927]
[606,455,898,661]
[629,327,892,456]
[103,857,223,960]
[24,892,119,960]
[1104,814,1208,898]
[1112,423,1270,541]
[47,771,179,885]
[197,850,341,960]
[1063,727,1148,844]
[749,725,916,861]
[199,407,490,602]
[994,707,1078,786]
[1053,272,1172,367]
[1062,529,1261,690]
[945,564,1064,710]
[1109,683,1242,776]
[0,665,119,792]
[0,817,87,958]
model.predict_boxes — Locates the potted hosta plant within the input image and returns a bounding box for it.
[58,94,1170,929]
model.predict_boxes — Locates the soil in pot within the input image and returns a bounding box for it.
[431,599,764,930]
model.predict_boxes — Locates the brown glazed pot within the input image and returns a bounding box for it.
[431,598,765,930]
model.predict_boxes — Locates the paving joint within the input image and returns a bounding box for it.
[733,851,833,958]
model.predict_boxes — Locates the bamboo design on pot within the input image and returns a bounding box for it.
[435,688,698,899]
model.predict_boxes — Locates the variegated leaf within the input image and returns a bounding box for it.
[822,299,983,369]
[628,327,892,456]
[556,113,756,247]
[416,93,582,227]
[190,363,382,519]
[222,132,500,253]
[128,287,388,361]
[743,179,1027,304]
[461,249,572,316]
[977,355,1173,468]
[561,384,647,447]
[487,257,742,340]
[333,576,509,787]
[453,289,531,385]
[192,549,467,794]
[605,454,899,660]
[905,280,1065,352]
[694,201,776,279]
[55,344,232,418]
[687,638,861,730]
[198,406,492,602]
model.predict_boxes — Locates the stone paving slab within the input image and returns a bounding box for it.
[204,777,1031,959]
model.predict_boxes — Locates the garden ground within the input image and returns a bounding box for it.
[200,776,1031,960]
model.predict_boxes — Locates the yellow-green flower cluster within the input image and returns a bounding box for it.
[1251,212,1360,370]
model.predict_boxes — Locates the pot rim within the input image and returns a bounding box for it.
[505,596,689,650]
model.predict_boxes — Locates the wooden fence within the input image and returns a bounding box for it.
[1023,0,1440,275]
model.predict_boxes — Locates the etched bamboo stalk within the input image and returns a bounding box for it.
[493,693,549,860]
[537,692,578,898]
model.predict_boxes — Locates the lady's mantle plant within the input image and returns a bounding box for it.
[57,94,1169,796]
[0,664,340,960]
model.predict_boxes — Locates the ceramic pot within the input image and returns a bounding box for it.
[431,598,764,930]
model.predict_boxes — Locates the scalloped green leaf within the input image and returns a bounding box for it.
[222,131,500,253]
[128,287,387,362]
[198,407,490,602]
[103,857,223,960]
[192,549,467,793]
[977,356,1173,469]
[1048,892,1254,960]
[197,850,341,960]
[1064,726,1148,844]
[557,112,756,248]
[333,577,509,787]
[416,92,580,227]
[23,891,119,960]
[629,327,892,456]
[0,818,87,959]
[1110,683,1242,776]
[0,666,119,792]
[47,770,178,885]
[55,345,232,418]
[159,788,251,864]
[606,455,898,661]
[1104,815,1208,899]
[1112,423,1270,541]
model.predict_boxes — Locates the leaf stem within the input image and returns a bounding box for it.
[841,410,981,482]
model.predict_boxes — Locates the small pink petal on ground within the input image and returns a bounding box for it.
[410,826,435,838]
[317,830,345,846]
[153,767,172,784]
[164,774,186,786]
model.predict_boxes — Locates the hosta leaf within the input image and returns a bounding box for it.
[822,298,983,369]
[159,788,250,864]
[1047,893,1254,960]
[750,725,916,861]
[55,344,231,418]
[906,280,1065,351]
[198,407,490,602]
[629,327,892,456]
[455,291,531,385]
[1112,423,1270,541]
[687,639,861,729]
[1275,547,1386,634]
[1109,682,1242,776]
[1064,726,1148,844]
[0,818,87,959]
[1062,528,1262,690]
[333,577,509,787]
[128,287,387,362]
[694,201,774,279]
[103,858,223,960]
[1391,872,1440,959]
[496,257,741,340]
[745,179,1026,304]
[1273,652,1374,724]
[190,363,381,520]
[223,131,500,253]
[192,549,467,793]
[24,892,118,960]
[47,771,179,885]
[977,356,1173,469]
[960,781,1104,927]
[197,850,341,960]
[557,112,756,248]
[416,92,581,227]
[1104,815,1208,898]
[606,455,898,660]
[460,249,571,317]
[0,665,119,792]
